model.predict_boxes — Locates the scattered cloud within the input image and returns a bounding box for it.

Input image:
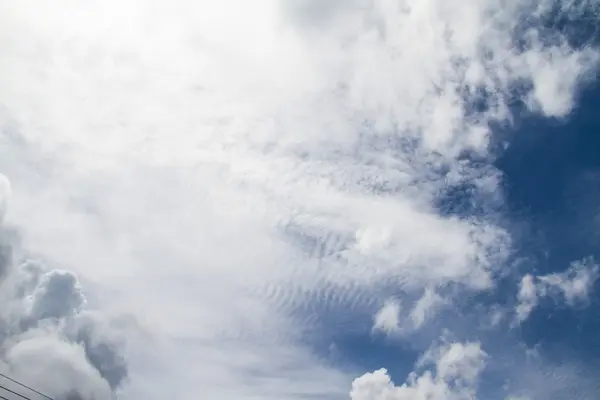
[373,288,447,336]
[515,257,599,323]
[539,258,599,306]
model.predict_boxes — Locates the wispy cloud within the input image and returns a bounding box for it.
[373,299,402,334]
[515,257,599,323]
[372,287,447,336]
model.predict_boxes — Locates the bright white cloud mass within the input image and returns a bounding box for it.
[0,1,598,399]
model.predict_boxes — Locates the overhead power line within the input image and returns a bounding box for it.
[0,382,35,400]
[0,372,54,400]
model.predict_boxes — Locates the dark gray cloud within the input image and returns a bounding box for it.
[65,312,129,390]
[64,391,85,400]
[29,270,86,321]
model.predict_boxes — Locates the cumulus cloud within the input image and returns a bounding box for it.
[0,0,597,399]
[350,341,486,400]
[0,191,127,400]
[1,269,129,400]
[515,257,599,323]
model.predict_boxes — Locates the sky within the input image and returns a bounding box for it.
[0,1,599,399]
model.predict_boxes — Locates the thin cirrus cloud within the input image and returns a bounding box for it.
[0,0,598,399]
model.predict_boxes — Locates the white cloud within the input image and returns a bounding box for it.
[0,0,597,399]
[372,288,446,336]
[539,258,599,305]
[350,341,486,400]
[524,45,598,117]
[373,299,402,334]
[515,258,599,323]
[516,275,539,324]
[410,287,447,329]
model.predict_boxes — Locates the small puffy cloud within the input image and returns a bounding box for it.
[429,342,486,383]
[373,299,401,334]
[410,287,446,329]
[523,41,599,117]
[373,288,447,336]
[539,258,599,306]
[350,341,486,400]
[515,258,599,323]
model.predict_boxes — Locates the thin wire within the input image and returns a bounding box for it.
[0,373,54,400]
[0,383,34,400]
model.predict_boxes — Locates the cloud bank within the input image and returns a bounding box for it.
[0,0,598,399]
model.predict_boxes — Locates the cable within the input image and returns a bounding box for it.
[0,383,34,400]
[0,373,54,400]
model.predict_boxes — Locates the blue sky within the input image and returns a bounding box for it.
[0,1,600,400]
